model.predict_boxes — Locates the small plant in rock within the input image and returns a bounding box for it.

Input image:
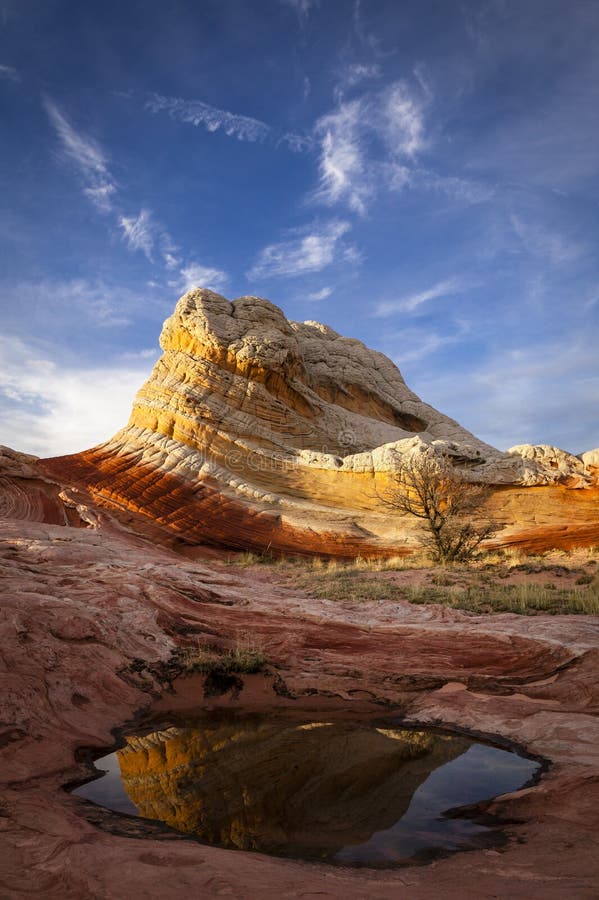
[226,550,276,567]
[430,573,456,586]
[178,641,267,675]
[575,573,594,585]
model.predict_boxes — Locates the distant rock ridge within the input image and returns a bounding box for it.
[40,288,599,556]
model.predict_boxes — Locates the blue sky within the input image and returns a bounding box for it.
[0,0,597,457]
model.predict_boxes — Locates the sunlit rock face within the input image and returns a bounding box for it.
[41,289,599,555]
[116,717,469,856]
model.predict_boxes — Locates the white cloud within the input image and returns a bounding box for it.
[312,79,428,214]
[43,97,228,291]
[510,215,584,265]
[392,331,462,364]
[352,0,382,53]
[279,132,315,153]
[0,335,152,457]
[248,220,354,279]
[145,92,311,153]
[175,263,229,293]
[145,93,271,143]
[44,97,117,212]
[82,183,117,213]
[313,99,371,214]
[413,339,599,453]
[45,98,108,175]
[163,251,181,270]
[2,278,142,330]
[374,278,464,317]
[412,168,495,204]
[306,286,333,301]
[118,208,157,260]
[381,81,426,157]
[0,63,19,82]
[339,63,382,91]
[121,347,160,361]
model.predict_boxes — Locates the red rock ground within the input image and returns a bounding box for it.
[1,453,599,898]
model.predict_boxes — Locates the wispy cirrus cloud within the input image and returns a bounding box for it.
[248,220,355,279]
[312,73,495,215]
[144,92,313,153]
[312,79,428,214]
[313,99,371,214]
[0,63,19,82]
[82,183,117,213]
[339,63,382,92]
[175,262,228,293]
[279,0,320,21]
[145,93,271,143]
[279,132,315,153]
[0,277,158,336]
[415,338,599,453]
[374,278,465,317]
[118,208,158,260]
[510,214,584,265]
[43,97,117,212]
[306,286,333,301]
[390,327,465,365]
[118,212,226,290]
[413,168,495,205]
[382,81,426,158]
[44,97,229,289]
[352,0,383,53]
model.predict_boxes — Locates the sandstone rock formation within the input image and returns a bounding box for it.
[2,449,599,898]
[41,289,599,556]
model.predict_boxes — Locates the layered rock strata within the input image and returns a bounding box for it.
[1,451,599,898]
[42,289,599,555]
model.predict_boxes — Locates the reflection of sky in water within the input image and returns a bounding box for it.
[74,752,138,815]
[334,743,539,865]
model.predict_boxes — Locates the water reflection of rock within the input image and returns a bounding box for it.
[116,716,470,858]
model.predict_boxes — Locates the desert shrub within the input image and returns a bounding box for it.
[379,452,500,564]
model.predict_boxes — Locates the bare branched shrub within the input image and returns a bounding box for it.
[380,452,500,564]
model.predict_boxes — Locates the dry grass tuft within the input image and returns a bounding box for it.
[406,578,599,615]
[221,546,599,615]
[178,639,267,674]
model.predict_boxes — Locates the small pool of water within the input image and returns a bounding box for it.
[73,712,541,867]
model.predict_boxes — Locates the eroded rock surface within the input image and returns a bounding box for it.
[40,289,599,556]
[1,453,599,898]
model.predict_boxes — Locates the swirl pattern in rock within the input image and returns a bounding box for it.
[41,289,599,555]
